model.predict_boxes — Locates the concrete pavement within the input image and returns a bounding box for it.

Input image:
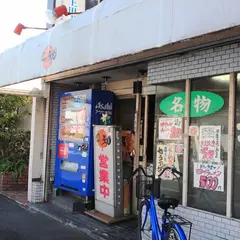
[0,195,92,240]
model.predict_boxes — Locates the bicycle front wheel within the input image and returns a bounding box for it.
[138,200,151,240]
[166,227,181,240]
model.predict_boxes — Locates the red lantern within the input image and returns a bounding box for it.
[13,23,47,35]
[14,23,26,35]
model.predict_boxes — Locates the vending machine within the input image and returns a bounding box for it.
[54,89,115,197]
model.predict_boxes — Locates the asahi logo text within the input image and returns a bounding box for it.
[95,102,113,111]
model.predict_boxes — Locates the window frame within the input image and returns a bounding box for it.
[172,74,236,218]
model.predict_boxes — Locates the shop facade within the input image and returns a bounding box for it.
[144,42,240,240]
[1,1,240,237]
[32,70,156,211]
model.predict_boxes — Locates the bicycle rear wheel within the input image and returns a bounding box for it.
[166,227,181,240]
[138,200,151,240]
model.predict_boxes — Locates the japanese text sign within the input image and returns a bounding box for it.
[158,117,182,140]
[193,163,224,192]
[159,91,224,117]
[155,143,176,180]
[94,127,114,206]
[199,126,221,162]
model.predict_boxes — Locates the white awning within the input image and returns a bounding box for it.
[1,0,240,87]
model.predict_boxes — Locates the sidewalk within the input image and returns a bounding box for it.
[0,194,93,240]
[1,191,138,240]
[27,202,138,240]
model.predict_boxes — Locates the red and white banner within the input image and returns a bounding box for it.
[94,126,114,206]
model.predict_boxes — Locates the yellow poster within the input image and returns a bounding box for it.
[155,143,176,180]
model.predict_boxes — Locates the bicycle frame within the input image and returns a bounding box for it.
[143,194,187,240]
[130,166,188,240]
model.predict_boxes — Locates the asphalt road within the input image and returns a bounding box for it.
[0,195,93,240]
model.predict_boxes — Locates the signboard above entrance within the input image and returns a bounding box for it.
[159,91,224,117]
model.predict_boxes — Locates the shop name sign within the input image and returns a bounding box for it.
[160,91,224,117]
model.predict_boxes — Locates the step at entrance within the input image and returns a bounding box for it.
[51,195,94,214]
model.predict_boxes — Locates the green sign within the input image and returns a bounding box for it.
[159,91,224,117]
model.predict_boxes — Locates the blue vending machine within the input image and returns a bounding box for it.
[54,89,115,197]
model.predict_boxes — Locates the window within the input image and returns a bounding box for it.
[187,75,229,215]
[85,0,99,10]
[155,82,185,200]
[233,74,240,218]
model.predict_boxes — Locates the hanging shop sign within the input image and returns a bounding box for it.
[193,163,224,192]
[155,143,179,180]
[199,125,221,162]
[159,91,224,117]
[158,117,183,140]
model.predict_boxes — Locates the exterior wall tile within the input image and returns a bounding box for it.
[31,83,78,202]
[48,83,79,195]
[148,43,240,84]
[142,205,240,240]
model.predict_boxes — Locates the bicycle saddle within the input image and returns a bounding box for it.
[158,197,179,210]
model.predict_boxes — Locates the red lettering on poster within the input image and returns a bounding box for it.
[98,152,110,198]
[201,147,215,160]
[99,169,109,184]
[100,185,110,198]
[58,143,68,158]
[169,126,181,139]
[199,175,219,190]
[98,154,109,169]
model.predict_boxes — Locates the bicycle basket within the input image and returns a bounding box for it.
[136,175,153,199]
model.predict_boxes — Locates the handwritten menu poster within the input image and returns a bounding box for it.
[155,143,176,180]
[199,126,221,162]
[158,118,183,140]
[193,163,224,192]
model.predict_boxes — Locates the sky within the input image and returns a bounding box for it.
[0,0,47,53]
[0,0,47,90]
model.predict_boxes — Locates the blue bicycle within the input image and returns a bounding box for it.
[130,166,192,240]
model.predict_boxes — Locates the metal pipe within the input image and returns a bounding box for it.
[143,95,149,170]
[132,92,142,215]
[182,79,190,206]
[43,83,52,202]
[226,72,236,218]
[26,27,48,30]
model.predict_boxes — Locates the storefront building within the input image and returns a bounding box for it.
[1,0,240,238]
[144,42,240,240]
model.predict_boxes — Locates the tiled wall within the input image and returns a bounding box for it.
[148,43,240,84]
[48,83,81,197]
[30,83,78,202]
[142,205,240,240]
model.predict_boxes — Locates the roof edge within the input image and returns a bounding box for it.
[44,25,240,82]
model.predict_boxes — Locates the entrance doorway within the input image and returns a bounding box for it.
[115,95,155,213]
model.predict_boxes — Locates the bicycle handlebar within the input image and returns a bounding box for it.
[128,166,154,181]
[128,166,183,181]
